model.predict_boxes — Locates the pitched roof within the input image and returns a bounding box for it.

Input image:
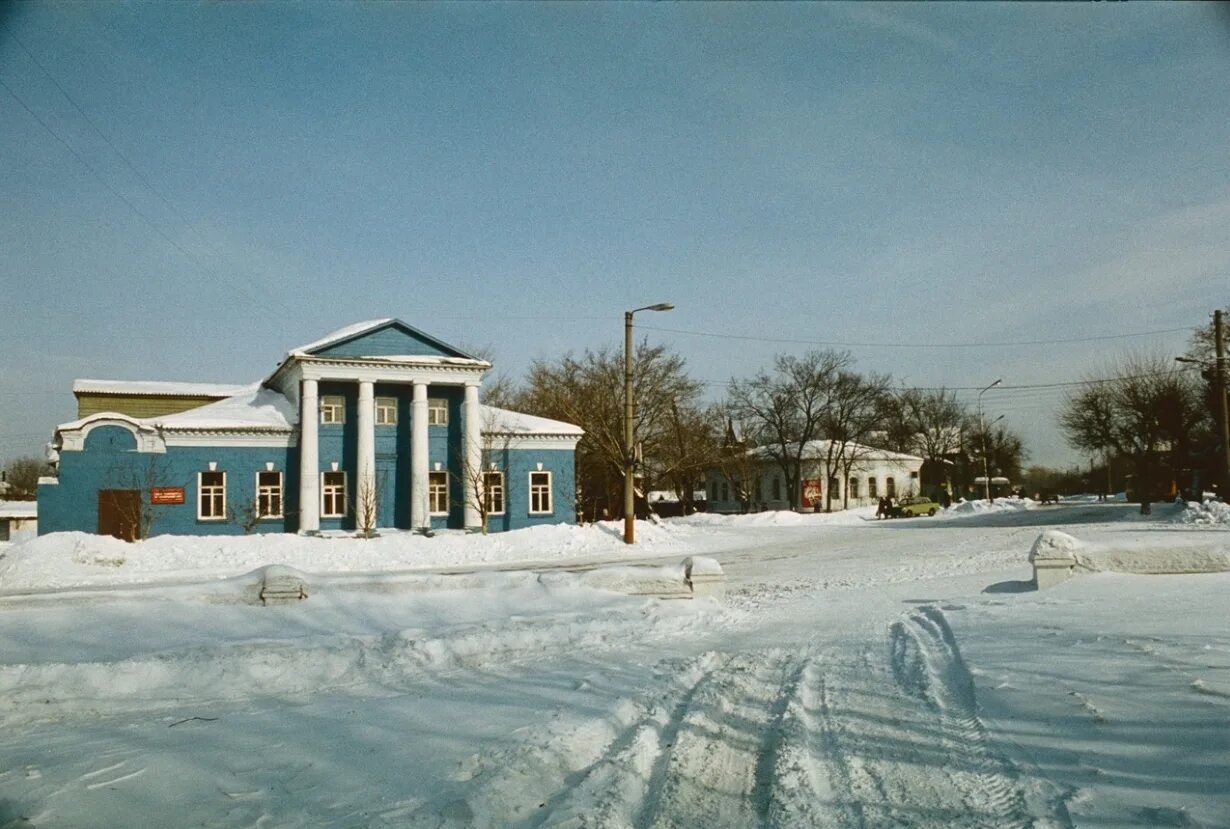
[288,318,396,355]
[287,318,479,361]
[480,405,584,437]
[151,385,297,431]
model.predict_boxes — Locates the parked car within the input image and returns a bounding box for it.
[893,496,941,517]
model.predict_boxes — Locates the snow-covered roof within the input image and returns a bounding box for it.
[73,379,250,397]
[288,319,395,355]
[151,385,297,431]
[0,501,37,519]
[481,406,584,438]
[750,439,922,463]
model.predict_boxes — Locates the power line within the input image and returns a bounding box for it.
[699,366,1200,393]
[639,324,1191,350]
[0,69,266,307]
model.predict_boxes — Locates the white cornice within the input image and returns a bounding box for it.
[163,430,297,448]
[268,355,488,390]
[482,433,583,451]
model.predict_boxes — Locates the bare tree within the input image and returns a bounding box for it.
[649,401,722,515]
[727,350,851,509]
[819,371,893,510]
[886,388,967,493]
[515,340,703,521]
[457,410,516,534]
[354,473,381,538]
[104,457,173,540]
[1060,354,1202,514]
[1,455,47,500]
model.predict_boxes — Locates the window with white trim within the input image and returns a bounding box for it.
[256,471,283,519]
[848,477,860,499]
[869,477,878,498]
[427,398,448,426]
[429,471,449,515]
[198,471,226,520]
[321,471,347,517]
[483,471,505,515]
[425,398,450,425]
[529,470,552,515]
[375,397,398,425]
[886,477,896,498]
[320,395,345,424]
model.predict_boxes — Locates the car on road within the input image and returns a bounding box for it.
[893,496,941,517]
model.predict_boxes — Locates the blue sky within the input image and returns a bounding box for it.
[2,2,1228,469]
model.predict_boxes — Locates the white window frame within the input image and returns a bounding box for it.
[529,470,553,515]
[375,397,398,426]
[886,477,896,498]
[256,470,283,519]
[869,477,878,498]
[848,477,859,499]
[428,470,449,515]
[320,395,345,424]
[321,471,347,518]
[483,470,505,515]
[427,398,448,426]
[198,470,226,521]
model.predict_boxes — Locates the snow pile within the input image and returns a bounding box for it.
[1028,530,1083,563]
[674,506,875,528]
[947,498,1036,516]
[0,520,707,592]
[1178,499,1230,526]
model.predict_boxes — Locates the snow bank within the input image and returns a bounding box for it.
[673,506,875,528]
[0,520,706,592]
[1035,528,1230,576]
[1178,500,1230,526]
[947,498,1036,516]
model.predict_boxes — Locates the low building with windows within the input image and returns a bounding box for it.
[38,319,582,539]
[705,439,923,514]
[0,501,38,542]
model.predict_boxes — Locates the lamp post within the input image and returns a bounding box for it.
[625,302,674,544]
[978,378,1002,502]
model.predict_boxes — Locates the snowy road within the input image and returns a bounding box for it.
[1,501,1227,827]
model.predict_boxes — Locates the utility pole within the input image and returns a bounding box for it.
[1216,309,1229,499]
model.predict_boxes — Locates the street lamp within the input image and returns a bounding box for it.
[978,379,1002,502]
[625,302,674,544]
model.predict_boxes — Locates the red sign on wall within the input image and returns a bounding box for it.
[150,487,185,505]
[802,479,823,507]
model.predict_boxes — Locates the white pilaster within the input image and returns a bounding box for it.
[357,380,376,532]
[410,381,430,531]
[299,379,320,534]
[463,382,482,531]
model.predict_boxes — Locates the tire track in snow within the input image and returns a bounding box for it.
[406,649,855,829]
[890,605,1067,829]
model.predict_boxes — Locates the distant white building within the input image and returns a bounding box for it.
[0,501,38,542]
[705,439,923,513]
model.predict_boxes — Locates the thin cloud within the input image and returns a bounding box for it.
[826,4,959,55]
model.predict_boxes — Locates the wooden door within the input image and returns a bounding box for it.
[98,489,140,541]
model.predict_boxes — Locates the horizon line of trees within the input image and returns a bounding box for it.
[487,343,1027,522]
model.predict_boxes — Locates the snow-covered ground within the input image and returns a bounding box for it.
[0,499,1227,827]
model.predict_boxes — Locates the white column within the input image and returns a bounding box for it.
[463,382,482,531]
[356,380,376,532]
[298,378,320,534]
[410,381,430,531]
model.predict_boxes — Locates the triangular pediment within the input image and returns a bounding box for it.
[297,319,476,360]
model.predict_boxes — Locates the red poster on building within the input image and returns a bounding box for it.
[150,487,185,505]
[801,479,823,508]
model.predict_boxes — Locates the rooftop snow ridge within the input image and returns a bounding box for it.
[73,379,251,397]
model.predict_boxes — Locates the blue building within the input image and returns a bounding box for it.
[38,319,582,539]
